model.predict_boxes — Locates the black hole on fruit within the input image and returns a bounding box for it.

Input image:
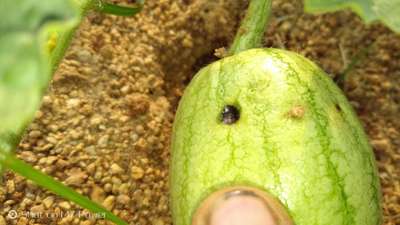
[221,105,240,125]
[335,104,341,112]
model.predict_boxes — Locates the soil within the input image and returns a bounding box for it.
[1,0,399,225]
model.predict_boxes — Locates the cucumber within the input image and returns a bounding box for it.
[170,48,381,225]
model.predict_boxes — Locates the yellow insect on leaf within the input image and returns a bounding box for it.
[46,32,58,53]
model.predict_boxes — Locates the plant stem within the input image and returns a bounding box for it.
[228,0,272,55]
[96,0,144,17]
[336,43,375,89]
[2,153,128,225]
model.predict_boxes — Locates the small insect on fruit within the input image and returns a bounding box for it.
[287,105,305,119]
[220,105,240,124]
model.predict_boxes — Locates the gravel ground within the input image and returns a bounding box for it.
[1,0,399,225]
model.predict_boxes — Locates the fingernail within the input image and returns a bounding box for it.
[192,186,293,225]
[209,193,276,225]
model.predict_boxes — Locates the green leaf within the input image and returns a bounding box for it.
[0,0,76,31]
[304,0,400,33]
[0,0,87,155]
[0,0,89,176]
[2,154,128,225]
[0,1,129,224]
[0,0,144,161]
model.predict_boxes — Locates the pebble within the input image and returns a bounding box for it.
[121,85,131,94]
[94,171,103,181]
[84,146,96,155]
[87,163,96,174]
[21,198,33,207]
[4,199,15,205]
[70,129,82,139]
[135,125,145,134]
[48,124,59,132]
[28,130,42,138]
[65,172,88,186]
[66,98,81,108]
[182,36,193,48]
[16,217,28,225]
[59,201,71,210]
[0,216,5,225]
[19,199,29,209]
[90,185,105,203]
[119,115,130,123]
[45,156,58,165]
[56,159,68,169]
[111,177,122,185]
[131,133,139,142]
[371,139,390,152]
[117,194,131,205]
[131,166,145,180]
[104,183,113,193]
[118,183,130,194]
[43,196,55,208]
[6,180,15,193]
[153,218,165,225]
[59,216,73,225]
[100,45,113,59]
[46,136,58,144]
[103,195,115,210]
[41,95,52,105]
[80,221,93,225]
[98,135,109,147]
[110,163,124,175]
[30,204,44,213]
[90,114,103,126]
[77,49,92,63]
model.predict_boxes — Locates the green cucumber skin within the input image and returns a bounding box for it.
[170,48,381,225]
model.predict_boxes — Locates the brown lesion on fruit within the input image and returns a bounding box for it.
[287,105,305,119]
